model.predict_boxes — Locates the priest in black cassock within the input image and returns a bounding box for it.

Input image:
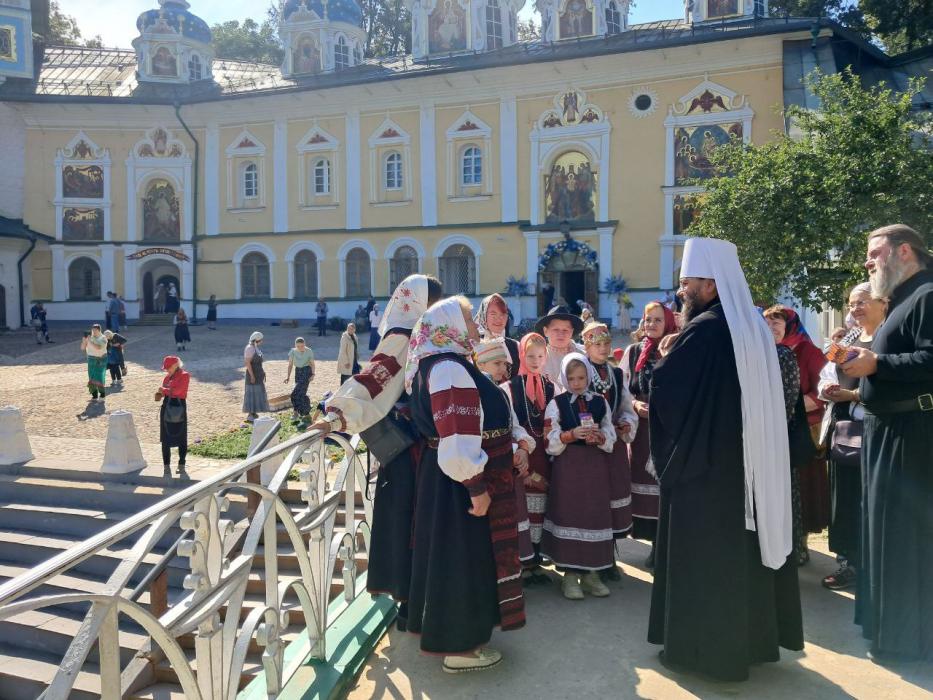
[647,237,803,682]
[841,224,933,664]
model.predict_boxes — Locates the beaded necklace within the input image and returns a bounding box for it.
[519,375,545,438]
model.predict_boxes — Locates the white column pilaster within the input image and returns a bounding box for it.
[273,117,288,233]
[181,244,194,308]
[51,246,66,301]
[205,123,220,236]
[419,103,437,227]
[500,96,518,222]
[125,160,136,242]
[523,231,539,291]
[345,110,361,230]
[597,226,615,320]
[100,246,115,299]
[123,245,138,303]
[529,136,541,226]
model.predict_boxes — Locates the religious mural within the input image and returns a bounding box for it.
[62,165,104,199]
[673,194,700,235]
[707,0,741,18]
[142,179,181,240]
[559,0,593,38]
[0,25,14,62]
[151,46,177,77]
[545,151,597,224]
[429,0,467,53]
[674,123,742,185]
[293,35,321,74]
[62,208,104,240]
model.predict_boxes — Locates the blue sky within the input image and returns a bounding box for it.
[58,0,686,49]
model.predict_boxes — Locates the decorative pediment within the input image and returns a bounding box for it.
[59,132,108,160]
[296,124,339,153]
[446,110,493,140]
[134,126,187,159]
[284,1,322,23]
[671,76,746,117]
[225,128,266,157]
[368,118,411,147]
[536,89,605,130]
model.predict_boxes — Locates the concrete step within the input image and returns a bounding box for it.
[0,474,177,513]
[0,645,102,700]
[153,647,262,691]
[135,314,175,326]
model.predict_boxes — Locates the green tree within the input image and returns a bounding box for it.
[211,11,284,65]
[47,0,103,47]
[361,0,410,57]
[517,18,540,41]
[859,0,933,52]
[687,70,933,308]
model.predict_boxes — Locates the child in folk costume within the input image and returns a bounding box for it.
[500,332,555,585]
[581,322,638,582]
[542,353,618,599]
[474,337,537,570]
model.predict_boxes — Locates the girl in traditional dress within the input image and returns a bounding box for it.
[103,330,127,387]
[206,294,218,330]
[243,331,269,422]
[581,321,638,582]
[284,337,315,424]
[500,332,555,584]
[406,296,525,673]
[622,301,677,568]
[542,353,617,600]
[475,293,520,377]
[156,355,190,478]
[174,308,190,351]
[82,324,108,401]
[312,275,441,631]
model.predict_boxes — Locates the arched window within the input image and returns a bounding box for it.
[294,249,318,299]
[242,163,259,200]
[384,152,403,190]
[68,257,101,301]
[188,53,202,81]
[461,146,482,186]
[335,36,349,70]
[313,158,330,195]
[345,247,371,297]
[438,244,476,295]
[486,0,503,49]
[605,1,622,34]
[389,245,419,291]
[241,251,270,298]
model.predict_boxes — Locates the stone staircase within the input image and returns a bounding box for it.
[134,314,175,327]
[0,460,367,699]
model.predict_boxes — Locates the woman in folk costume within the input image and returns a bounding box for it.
[500,332,555,585]
[311,274,442,630]
[406,296,525,673]
[621,302,678,568]
[581,321,638,582]
[475,293,520,378]
[474,337,538,572]
[541,353,618,600]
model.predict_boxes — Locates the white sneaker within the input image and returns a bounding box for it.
[443,647,502,673]
[561,573,584,600]
[581,571,611,597]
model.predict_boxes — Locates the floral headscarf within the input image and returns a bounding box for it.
[405,297,474,392]
[635,302,677,373]
[560,352,596,401]
[474,293,508,337]
[379,274,430,335]
[777,306,812,350]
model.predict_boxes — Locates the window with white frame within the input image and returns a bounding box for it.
[335,36,349,70]
[438,244,476,295]
[241,251,270,298]
[605,1,622,34]
[188,53,202,81]
[486,0,503,49]
[242,163,259,200]
[384,152,403,190]
[68,257,101,300]
[294,249,318,299]
[461,146,482,186]
[389,245,419,291]
[345,247,372,297]
[313,158,331,195]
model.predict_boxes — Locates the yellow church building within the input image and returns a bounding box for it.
[0,0,924,328]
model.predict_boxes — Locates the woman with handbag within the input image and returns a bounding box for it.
[156,355,190,478]
[243,331,269,422]
[337,323,359,384]
[817,283,886,590]
[310,275,442,630]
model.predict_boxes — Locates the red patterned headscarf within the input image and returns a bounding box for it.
[634,302,677,373]
[776,306,812,350]
[518,332,548,410]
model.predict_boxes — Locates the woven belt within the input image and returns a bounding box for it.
[864,393,933,415]
[427,427,511,449]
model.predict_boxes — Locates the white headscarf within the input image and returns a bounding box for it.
[681,237,792,570]
[405,297,474,392]
[379,274,430,336]
[559,352,595,401]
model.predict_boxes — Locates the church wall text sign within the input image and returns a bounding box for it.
[126,247,190,262]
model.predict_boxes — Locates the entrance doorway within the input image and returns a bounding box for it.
[140,260,181,314]
[538,264,598,317]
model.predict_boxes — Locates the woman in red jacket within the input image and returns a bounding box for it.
[156,355,190,478]
[764,306,829,565]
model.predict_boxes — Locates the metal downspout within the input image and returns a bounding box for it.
[16,235,36,328]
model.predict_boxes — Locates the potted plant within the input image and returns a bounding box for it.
[603,275,631,330]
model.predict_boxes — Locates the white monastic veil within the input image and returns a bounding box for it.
[681,238,792,570]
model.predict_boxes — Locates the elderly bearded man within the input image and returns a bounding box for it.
[535,305,585,393]
[841,224,933,665]
[647,237,803,682]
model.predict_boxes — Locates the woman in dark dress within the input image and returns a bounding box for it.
[406,296,525,673]
[206,294,218,330]
[174,308,191,351]
[156,355,190,478]
[475,293,520,378]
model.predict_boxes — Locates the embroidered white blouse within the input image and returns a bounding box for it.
[544,393,616,457]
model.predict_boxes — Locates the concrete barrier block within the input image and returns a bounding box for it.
[249,416,283,485]
[0,406,34,465]
[101,410,147,474]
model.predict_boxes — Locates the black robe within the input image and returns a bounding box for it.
[647,300,803,681]
[856,269,933,660]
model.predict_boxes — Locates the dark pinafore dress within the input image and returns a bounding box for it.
[592,362,634,538]
[628,341,661,541]
[408,353,525,654]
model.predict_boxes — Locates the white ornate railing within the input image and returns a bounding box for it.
[0,424,376,699]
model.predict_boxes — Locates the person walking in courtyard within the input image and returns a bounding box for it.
[156,355,190,479]
[166,282,179,313]
[337,322,359,384]
[841,224,933,664]
[103,329,127,387]
[368,303,382,351]
[107,291,122,333]
[206,294,218,330]
[476,293,520,377]
[536,305,584,393]
[154,283,167,314]
[81,324,108,402]
[243,331,269,422]
[30,301,53,344]
[647,238,802,682]
[173,308,190,351]
[315,300,328,337]
[284,337,315,424]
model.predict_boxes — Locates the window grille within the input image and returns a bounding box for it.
[294,250,318,299]
[389,245,419,291]
[68,258,101,300]
[438,244,476,295]
[345,247,372,297]
[241,252,270,298]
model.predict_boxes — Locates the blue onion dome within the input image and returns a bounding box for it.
[137,1,212,45]
[283,0,363,26]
